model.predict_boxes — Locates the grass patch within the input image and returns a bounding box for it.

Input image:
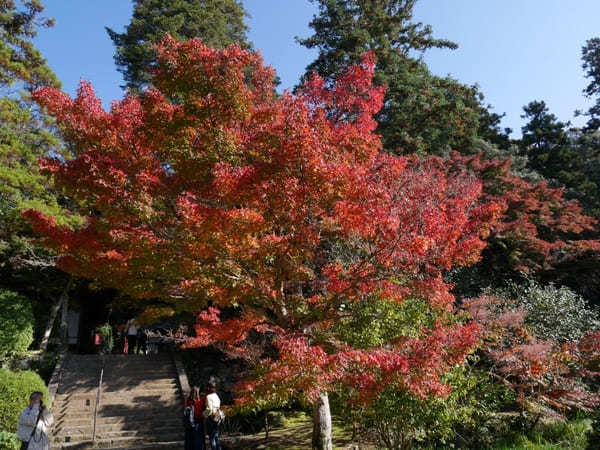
[491,418,592,450]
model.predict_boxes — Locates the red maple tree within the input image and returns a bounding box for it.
[440,153,600,282]
[26,37,500,447]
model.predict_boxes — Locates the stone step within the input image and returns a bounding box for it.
[53,398,181,413]
[55,379,179,394]
[54,440,184,450]
[53,431,184,447]
[55,386,180,402]
[52,354,184,450]
[102,382,179,391]
[56,405,182,421]
[55,409,182,428]
[56,385,179,397]
[53,424,182,442]
[102,368,177,374]
[68,355,172,360]
[54,418,182,435]
[101,443,183,450]
[102,374,178,382]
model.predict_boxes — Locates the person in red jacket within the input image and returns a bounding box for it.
[184,386,206,450]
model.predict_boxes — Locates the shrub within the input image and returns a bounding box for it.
[354,365,515,449]
[0,290,34,360]
[0,370,49,433]
[491,280,600,342]
[0,431,19,450]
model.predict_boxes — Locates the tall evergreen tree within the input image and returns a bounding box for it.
[298,0,491,155]
[107,0,250,92]
[519,100,599,215]
[520,100,569,172]
[0,0,77,349]
[582,37,600,131]
[0,0,59,90]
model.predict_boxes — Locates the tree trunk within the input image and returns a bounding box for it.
[312,392,333,450]
[40,277,73,351]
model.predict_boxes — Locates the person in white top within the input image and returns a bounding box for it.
[17,392,54,450]
[204,381,223,450]
[126,318,138,354]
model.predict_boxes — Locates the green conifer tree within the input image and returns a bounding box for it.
[107,0,250,92]
[0,0,59,90]
[298,0,494,155]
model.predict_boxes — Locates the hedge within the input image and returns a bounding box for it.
[0,290,34,359]
[0,370,49,434]
[0,431,19,450]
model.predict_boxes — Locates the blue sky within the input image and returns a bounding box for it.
[34,0,600,136]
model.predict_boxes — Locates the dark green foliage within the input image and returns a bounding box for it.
[520,101,572,177]
[0,289,34,359]
[0,1,79,351]
[0,369,49,433]
[587,408,600,449]
[582,37,600,131]
[517,100,600,219]
[0,0,59,90]
[477,106,513,150]
[298,0,494,155]
[107,0,250,92]
[567,129,600,217]
[346,366,515,449]
[493,418,592,450]
[0,96,79,348]
[299,0,457,84]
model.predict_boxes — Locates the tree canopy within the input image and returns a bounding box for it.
[107,0,250,92]
[0,0,59,90]
[28,38,502,420]
[298,0,496,155]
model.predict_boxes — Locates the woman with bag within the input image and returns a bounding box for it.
[17,392,54,450]
[204,381,224,450]
[184,386,206,450]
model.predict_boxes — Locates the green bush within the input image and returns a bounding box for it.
[350,364,515,449]
[0,290,34,359]
[0,370,49,434]
[0,431,19,450]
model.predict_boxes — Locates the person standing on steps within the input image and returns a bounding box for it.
[184,386,206,450]
[137,326,148,355]
[125,318,138,355]
[204,381,224,450]
[17,392,54,450]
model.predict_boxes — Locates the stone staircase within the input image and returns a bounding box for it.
[51,354,184,449]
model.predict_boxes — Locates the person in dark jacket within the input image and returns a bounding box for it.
[184,386,206,450]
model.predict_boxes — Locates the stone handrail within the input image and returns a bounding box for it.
[48,352,68,405]
[172,353,190,398]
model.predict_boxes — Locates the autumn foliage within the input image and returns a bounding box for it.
[27,37,501,407]
[443,153,600,275]
[462,295,600,419]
